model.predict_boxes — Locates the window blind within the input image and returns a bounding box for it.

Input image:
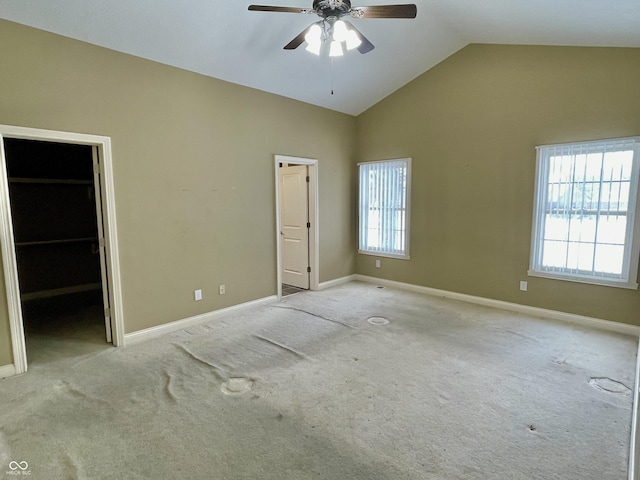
[358,158,411,258]
[530,137,640,288]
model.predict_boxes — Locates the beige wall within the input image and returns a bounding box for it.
[357,44,640,325]
[0,19,357,366]
[2,27,639,369]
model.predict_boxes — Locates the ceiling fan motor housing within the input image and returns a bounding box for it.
[313,0,351,18]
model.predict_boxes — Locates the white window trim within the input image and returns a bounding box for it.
[528,136,640,290]
[358,158,411,260]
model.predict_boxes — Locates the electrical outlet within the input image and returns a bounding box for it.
[219,284,226,295]
[375,259,381,268]
[519,281,528,292]
[194,289,202,301]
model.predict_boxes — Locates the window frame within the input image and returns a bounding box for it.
[528,136,640,290]
[358,158,412,260]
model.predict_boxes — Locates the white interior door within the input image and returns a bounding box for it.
[279,165,310,289]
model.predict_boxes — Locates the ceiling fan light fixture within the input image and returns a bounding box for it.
[251,1,417,56]
[332,20,348,43]
[345,29,362,50]
[305,41,322,55]
[329,39,344,57]
[305,23,323,45]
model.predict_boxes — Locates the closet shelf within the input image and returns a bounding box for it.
[6,139,104,306]
[8,177,93,185]
[15,237,98,247]
[21,283,102,302]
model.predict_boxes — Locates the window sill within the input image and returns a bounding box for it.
[527,269,639,290]
[358,249,410,260]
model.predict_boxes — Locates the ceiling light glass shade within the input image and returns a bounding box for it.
[329,40,344,57]
[333,20,348,43]
[305,41,321,55]
[305,24,322,46]
[345,29,362,50]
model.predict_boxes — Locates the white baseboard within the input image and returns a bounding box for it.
[318,274,356,290]
[0,363,16,379]
[353,274,640,336]
[124,295,278,346]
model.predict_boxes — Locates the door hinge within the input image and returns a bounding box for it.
[93,162,100,175]
[307,222,311,228]
[307,266,311,273]
[306,176,310,183]
[99,237,105,249]
[104,307,111,318]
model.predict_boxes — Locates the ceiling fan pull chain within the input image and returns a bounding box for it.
[330,56,335,95]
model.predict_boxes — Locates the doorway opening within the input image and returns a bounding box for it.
[274,155,319,299]
[0,125,124,376]
[4,138,110,365]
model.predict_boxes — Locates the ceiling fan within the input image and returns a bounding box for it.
[248,0,417,56]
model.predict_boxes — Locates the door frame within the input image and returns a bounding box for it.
[274,155,319,298]
[0,124,125,375]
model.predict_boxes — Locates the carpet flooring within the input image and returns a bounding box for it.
[0,282,637,479]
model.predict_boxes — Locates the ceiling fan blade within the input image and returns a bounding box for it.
[248,5,310,14]
[283,25,313,50]
[343,21,375,54]
[351,4,417,19]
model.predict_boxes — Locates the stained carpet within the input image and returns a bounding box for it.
[0,282,636,479]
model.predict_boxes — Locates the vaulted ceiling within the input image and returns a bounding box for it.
[1,0,639,115]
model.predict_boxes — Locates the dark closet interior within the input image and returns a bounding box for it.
[3,138,108,361]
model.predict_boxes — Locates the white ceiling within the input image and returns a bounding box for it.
[1,0,639,116]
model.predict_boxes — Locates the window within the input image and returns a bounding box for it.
[358,158,411,259]
[529,137,640,289]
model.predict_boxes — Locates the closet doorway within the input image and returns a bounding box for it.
[0,125,123,375]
